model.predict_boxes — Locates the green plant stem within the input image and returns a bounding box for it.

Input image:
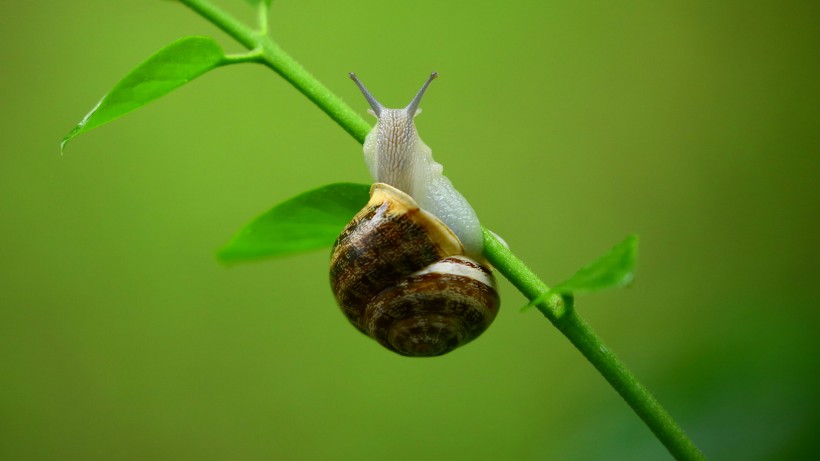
[482,231,705,461]
[256,2,269,36]
[178,0,371,144]
[177,1,706,459]
[222,48,264,65]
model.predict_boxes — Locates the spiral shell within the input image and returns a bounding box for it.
[330,183,500,357]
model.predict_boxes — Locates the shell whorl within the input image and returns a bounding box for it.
[330,183,499,357]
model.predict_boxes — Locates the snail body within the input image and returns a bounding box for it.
[330,73,499,357]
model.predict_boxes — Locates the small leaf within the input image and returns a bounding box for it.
[523,235,638,310]
[218,183,371,264]
[554,234,639,294]
[61,36,226,153]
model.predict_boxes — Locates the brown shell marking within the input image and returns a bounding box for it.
[330,183,499,356]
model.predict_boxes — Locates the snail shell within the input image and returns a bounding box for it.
[330,183,499,357]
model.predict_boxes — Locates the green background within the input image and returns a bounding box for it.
[1,1,818,459]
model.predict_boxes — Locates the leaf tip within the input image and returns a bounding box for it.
[215,245,239,266]
[60,126,81,155]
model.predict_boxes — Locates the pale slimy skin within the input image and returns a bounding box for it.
[350,73,484,258]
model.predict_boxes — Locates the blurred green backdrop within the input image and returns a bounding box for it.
[1,1,818,459]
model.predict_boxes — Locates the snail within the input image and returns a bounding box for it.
[329,72,500,357]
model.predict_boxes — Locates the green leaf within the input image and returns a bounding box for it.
[244,0,272,7]
[554,234,639,294]
[61,36,226,153]
[523,234,638,310]
[218,183,371,264]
